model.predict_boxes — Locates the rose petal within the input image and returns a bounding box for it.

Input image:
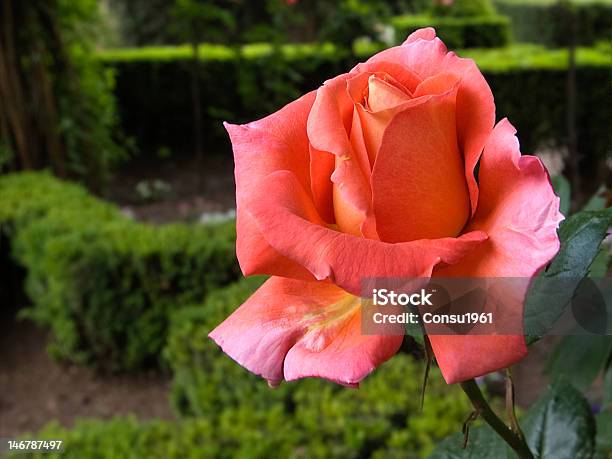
[247,169,487,296]
[404,27,437,44]
[367,74,411,111]
[366,29,495,215]
[307,74,353,158]
[227,91,318,280]
[347,71,423,167]
[350,62,422,95]
[209,276,402,386]
[237,211,315,280]
[372,84,470,243]
[310,145,335,224]
[284,305,403,386]
[413,72,461,98]
[332,152,373,237]
[312,72,377,238]
[429,119,563,384]
[438,119,563,277]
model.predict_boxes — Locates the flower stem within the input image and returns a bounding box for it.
[460,379,534,459]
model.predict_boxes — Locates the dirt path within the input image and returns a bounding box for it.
[106,154,236,224]
[0,313,174,438]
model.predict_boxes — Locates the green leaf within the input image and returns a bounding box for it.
[545,336,612,390]
[583,187,610,277]
[428,423,511,459]
[521,380,596,459]
[583,186,607,212]
[525,208,612,344]
[589,246,610,278]
[405,318,425,346]
[604,366,612,411]
[429,380,596,459]
[595,412,612,457]
[551,175,571,216]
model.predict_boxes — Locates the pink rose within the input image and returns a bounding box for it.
[210,28,562,386]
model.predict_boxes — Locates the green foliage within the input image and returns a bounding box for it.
[106,0,387,46]
[431,0,497,17]
[107,0,273,45]
[522,379,596,458]
[107,0,177,46]
[11,418,220,459]
[597,411,612,457]
[430,379,597,458]
[583,186,608,212]
[495,0,612,46]
[99,43,349,152]
[98,42,342,62]
[98,41,611,164]
[171,0,237,44]
[524,208,612,342]
[390,14,511,48]
[542,183,612,395]
[0,0,124,187]
[546,336,612,391]
[551,175,571,216]
[57,0,127,185]
[0,172,239,370]
[164,277,473,458]
[430,425,508,458]
[316,0,388,47]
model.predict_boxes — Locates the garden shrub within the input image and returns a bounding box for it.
[494,0,612,46]
[0,172,240,371]
[163,277,473,458]
[98,43,350,154]
[390,14,511,48]
[0,171,122,232]
[99,42,611,169]
[12,418,220,459]
[431,0,497,17]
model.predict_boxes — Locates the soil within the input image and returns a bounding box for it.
[0,312,174,438]
[105,154,236,223]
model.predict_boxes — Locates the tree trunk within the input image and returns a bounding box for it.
[0,0,67,175]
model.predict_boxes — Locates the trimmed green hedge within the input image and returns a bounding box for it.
[0,172,240,371]
[9,272,478,457]
[98,43,351,154]
[390,15,511,49]
[161,277,474,458]
[495,0,612,46]
[99,42,611,167]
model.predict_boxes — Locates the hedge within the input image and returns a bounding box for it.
[390,15,511,49]
[0,172,240,371]
[160,277,475,459]
[494,0,612,46]
[98,43,350,154]
[10,385,467,459]
[98,42,611,168]
[7,276,476,458]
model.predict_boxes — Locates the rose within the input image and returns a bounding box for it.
[210,28,562,386]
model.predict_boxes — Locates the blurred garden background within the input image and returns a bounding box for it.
[0,0,610,457]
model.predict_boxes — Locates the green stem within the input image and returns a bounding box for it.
[460,379,534,459]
